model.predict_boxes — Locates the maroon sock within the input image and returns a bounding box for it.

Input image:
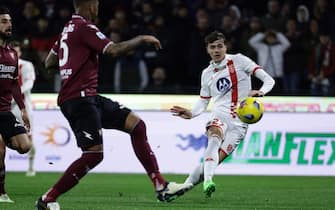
[130,120,166,191]
[0,167,5,194]
[43,152,103,202]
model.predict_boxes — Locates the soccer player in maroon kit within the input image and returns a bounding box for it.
[36,0,191,209]
[0,6,32,203]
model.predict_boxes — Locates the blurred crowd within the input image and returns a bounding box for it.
[3,0,335,96]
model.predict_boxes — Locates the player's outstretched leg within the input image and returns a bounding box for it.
[156,182,193,202]
[128,117,192,201]
[36,151,103,209]
[184,162,204,187]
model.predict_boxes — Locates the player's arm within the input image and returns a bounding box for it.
[250,68,275,96]
[171,71,210,119]
[170,98,210,119]
[12,79,30,131]
[45,50,59,73]
[103,35,161,57]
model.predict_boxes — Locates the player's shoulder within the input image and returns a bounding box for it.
[227,53,247,60]
[19,58,32,65]
[202,63,212,75]
[228,53,253,64]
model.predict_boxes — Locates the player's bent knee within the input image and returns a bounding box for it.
[130,120,146,136]
[207,127,224,139]
[17,142,32,154]
[125,112,142,132]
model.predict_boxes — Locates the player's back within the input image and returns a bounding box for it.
[53,15,111,105]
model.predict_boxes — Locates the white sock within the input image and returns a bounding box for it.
[184,162,204,185]
[28,146,35,171]
[203,135,221,182]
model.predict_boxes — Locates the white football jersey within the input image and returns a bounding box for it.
[200,53,260,119]
[11,58,36,122]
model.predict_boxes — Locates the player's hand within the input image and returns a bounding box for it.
[248,90,264,97]
[21,109,31,132]
[170,106,192,119]
[140,35,162,50]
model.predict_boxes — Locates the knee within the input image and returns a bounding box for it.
[17,142,32,154]
[207,126,224,139]
[130,120,146,136]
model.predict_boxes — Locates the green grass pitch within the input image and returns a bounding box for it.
[1,172,334,210]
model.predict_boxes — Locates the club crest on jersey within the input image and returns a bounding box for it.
[216,77,231,94]
[9,52,15,60]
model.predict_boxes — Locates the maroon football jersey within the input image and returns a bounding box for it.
[0,45,23,112]
[52,15,112,105]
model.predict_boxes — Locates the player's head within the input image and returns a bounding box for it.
[73,0,99,20]
[0,6,12,41]
[11,40,22,57]
[205,31,227,63]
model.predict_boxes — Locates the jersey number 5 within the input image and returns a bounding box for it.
[59,33,69,67]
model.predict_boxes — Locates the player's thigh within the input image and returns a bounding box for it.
[220,126,247,155]
[10,133,31,153]
[61,97,103,148]
[0,112,27,144]
[98,96,132,132]
[206,118,228,139]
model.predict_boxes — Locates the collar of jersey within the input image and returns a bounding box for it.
[72,14,85,20]
[210,57,227,72]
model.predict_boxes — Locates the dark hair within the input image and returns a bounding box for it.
[0,6,10,15]
[205,31,225,45]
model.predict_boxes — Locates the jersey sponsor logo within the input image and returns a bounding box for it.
[62,24,74,34]
[60,69,72,79]
[0,73,14,79]
[96,31,106,40]
[216,77,231,94]
[0,64,16,73]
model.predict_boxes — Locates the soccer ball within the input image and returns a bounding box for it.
[236,97,264,124]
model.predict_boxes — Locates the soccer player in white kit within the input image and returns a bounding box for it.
[171,31,275,198]
[11,41,36,176]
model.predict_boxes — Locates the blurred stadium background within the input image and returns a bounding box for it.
[1,0,335,209]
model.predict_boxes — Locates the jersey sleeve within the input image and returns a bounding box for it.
[237,53,261,75]
[79,23,112,53]
[199,70,211,99]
